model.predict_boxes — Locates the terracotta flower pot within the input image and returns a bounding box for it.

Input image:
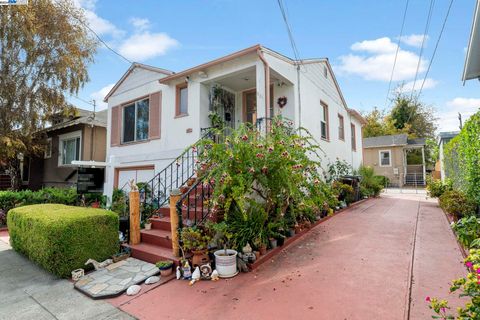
[192,249,209,266]
[259,244,267,255]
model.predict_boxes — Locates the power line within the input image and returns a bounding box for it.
[385,0,410,108]
[409,0,436,100]
[277,0,300,61]
[416,0,454,98]
[71,95,94,106]
[57,1,132,65]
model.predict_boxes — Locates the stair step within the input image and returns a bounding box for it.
[126,242,179,265]
[141,229,173,248]
[150,216,171,231]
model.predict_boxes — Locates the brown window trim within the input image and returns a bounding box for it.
[320,100,330,142]
[175,83,188,117]
[338,113,345,141]
[120,95,150,145]
[351,123,357,151]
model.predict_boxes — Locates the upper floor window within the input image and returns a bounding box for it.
[123,98,149,143]
[176,83,188,117]
[323,65,328,78]
[59,131,81,166]
[320,101,329,140]
[338,114,345,140]
[351,123,356,151]
[44,138,52,159]
[379,150,391,167]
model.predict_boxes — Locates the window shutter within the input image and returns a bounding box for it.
[149,91,161,140]
[110,106,121,146]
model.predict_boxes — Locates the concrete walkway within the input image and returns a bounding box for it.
[0,234,134,320]
[117,193,467,320]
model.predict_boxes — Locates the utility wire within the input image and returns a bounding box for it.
[71,95,95,106]
[385,0,410,108]
[277,0,300,61]
[409,0,436,100]
[416,0,455,98]
[57,1,133,64]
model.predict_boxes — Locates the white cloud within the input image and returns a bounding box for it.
[337,37,428,82]
[130,17,151,32]
[84,10,124,38]
[399,34,428,47]
[90,83,115,110]
[118,32,179,61]
[399,78,438,92]
[437,98,480,131]
[351,37,398,54]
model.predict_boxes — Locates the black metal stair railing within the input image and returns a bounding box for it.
[137,129,215,221]
[175,179,214,228]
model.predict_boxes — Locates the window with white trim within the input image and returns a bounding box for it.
[379,150,391,167]
[123,98,149,143]
[44,138,52,159]
[320,102,329,140]
[59,131,81,166]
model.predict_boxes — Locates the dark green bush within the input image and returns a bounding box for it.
[426,176,452,198]
[452,216,480,248]
[358,166,384,197]
[8,204,118,278]
[439,190,477,220]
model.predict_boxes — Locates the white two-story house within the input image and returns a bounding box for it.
[103,44,365,199]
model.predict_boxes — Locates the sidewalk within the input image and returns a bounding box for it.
[116,193,466,320]
[0,235,134,320]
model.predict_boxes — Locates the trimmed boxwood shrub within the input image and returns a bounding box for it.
[8,204,118,278]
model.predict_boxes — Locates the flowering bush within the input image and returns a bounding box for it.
[197,117,337,248]
[426,176,453,198]
[427,249,480,319]
[452,216,480,248]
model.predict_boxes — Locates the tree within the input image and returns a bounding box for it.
[0,0,97,189]
[362,107,389,138]
[387,90,437,140]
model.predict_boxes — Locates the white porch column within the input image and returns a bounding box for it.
[255,61,267,122]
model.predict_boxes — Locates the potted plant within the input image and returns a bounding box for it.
[180,226,211,266]
[211,222,238,278]
[254,236,267,255]
[156,260,174,276]
[144,218,152,230]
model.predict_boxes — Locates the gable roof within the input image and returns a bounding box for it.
[103,62,174,102]
[463,0,480,81]
[363,134,408,148]
[44,109,108,133]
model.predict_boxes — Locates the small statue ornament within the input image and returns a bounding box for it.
[211,269,220,281]
[182,260,192,279]
[189,266,201,286]
[200,263,212,280]
[85,258,113,270]
[241,243,256,263]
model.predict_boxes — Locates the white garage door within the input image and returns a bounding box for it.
[117,167,155,192]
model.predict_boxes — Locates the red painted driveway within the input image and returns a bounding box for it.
[115,193,467,320]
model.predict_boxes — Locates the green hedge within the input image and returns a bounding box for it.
[8,204,118,278]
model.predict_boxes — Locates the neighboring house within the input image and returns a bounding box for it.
[103,44,365,198]
[362,134,426,187]
[437,131,459,182]
[23,109,107,190]
[463,0,480,82]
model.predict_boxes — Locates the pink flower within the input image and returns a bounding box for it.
[425,296,431,302]
[192,146,197,152]
[248,167,255,173]
[476,269,480,274]
[256,144,264,149]
[268,146,274,152]
[441,307,446,313]
[466,261,474,268]
[241,135,248,141]
[261,166,268,174]
[256,153,264,159]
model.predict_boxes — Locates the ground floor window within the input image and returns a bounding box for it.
[379,150,391,167]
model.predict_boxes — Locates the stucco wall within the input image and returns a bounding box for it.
[363,146,405,186]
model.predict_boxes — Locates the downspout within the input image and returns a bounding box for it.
[257,49,270,131]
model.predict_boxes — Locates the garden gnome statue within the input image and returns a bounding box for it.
[241,243,256,263]
[182,260,192,279]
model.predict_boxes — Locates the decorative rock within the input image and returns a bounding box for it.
[71,268,84,281]
[145,276,160,285]
[126,285,141,296]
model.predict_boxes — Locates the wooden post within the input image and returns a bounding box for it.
[170,188,182,257]
[129,190,140,245]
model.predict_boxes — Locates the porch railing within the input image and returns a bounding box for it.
[136,128,215,221]
[176,179,214,228]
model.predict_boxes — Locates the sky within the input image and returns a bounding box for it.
[72,0,479,133]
